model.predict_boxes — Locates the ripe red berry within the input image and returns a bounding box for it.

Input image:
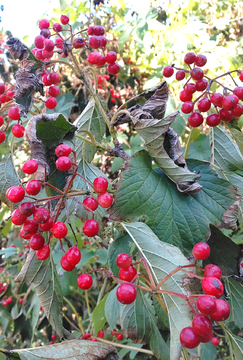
[55,144,72,157]
[206,114,221,127]
[106,51,117,64]
[234,86,243,100]
[40,29,51,38]
[48,86,60,98]
[83,333,91,339]
[195,54,207,67]
[181,101,194,114]
[8,106,20,120]
[11,209,27,225]
[93,177,108,193]
[36,243,50,260]
[199,332,213,343]
[42,49,53,59]
[219,109,233,122]
[46,97,57,109]
[0,83,5,94]
[87,26,95,35]
[56,156,72,171]
[19,298,24,303]
[116,333,123,341]
[209,299,230,321]
[33,207,50,224]
[6,186,25,203]
[44,39,54,52]
[53,23,63,32]
[162,65,174,77]
[61,254,75,271]
[40,217,54,231]
[94,25,105,36]
[192,314,212,336]
[188,112,204,127]
[98,36,107,48]
[116,253,132,269]
[192,242,210,260]
[184,83,197,94]
[98,330,104,338]
[34,35,45,49]
[60,15,69,25]
[47,72,60,84]
[30,233,45,251]
[83,196,98,211]
[97,192,113,208]
[23,219,39,235]
[89,35,101,49]
[83,219,99,237]
[176,70,185,81]
[0,130,5,143]
[88,52,102,65]
[195,78,208,91]
[180,327,200,349]
[107,62,120,75]
[116,283,137,304]
[196,295,217,316]
[212,337,219,346]
[22,160,38,174]
[184,52,196,65]
[55,38,63,49]
[119,266,137,282]
[210,93,223,107]
[190,68,204,80]
[232,103,243,117]
[51,334,56,340]
[0,116,4,126]
[197,98,211,112]
[73,37,85,49]
[52,222,67,239]
[179,90,192,102]
[39,19,50,29]
[77,274,93,289]
[12,124,25,138]
[66,246,81,266]
[19,202,35,217]
[25,180,41,196]
[222,95,236,110]
[204,264,222,279]
[202,276,224,298]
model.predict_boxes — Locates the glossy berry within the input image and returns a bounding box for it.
[51,334,56,340]
[22,219,39,235]
[107,63,120,75]
[56,156,72,171]
[83,196,98,211]
[93,177,108,193]
[46,97,57,109]
[204,264,222,279]
[176,70,185,81]
[0,131,5,143]
[180,327,200,349]
[192,314,212,336]
[116,253,132,268]
[88,52,102,65]
[179,90,192,102]
[195,78,208,91]
[0,83,5,94]
[55,144,72,157]
[98,36,107,48]
[0,116,4,126]
[116,283,137,304]
[188,112,204,127]
[181,101,194,114]
[106,51,117,64]
[43,49,54,59]
[12,124,25,137]
[199,332,213,343]
[73,37,85,49]
[94,25,105,36]
[116,333,123,341]
[19,298,24,303]
[55,38,63,49]
[30,233,45,250]
[197,98,211,112]
[89,35,100,49]
[98,330,104,338]
[210,93,223,107]
[197,295,217,316]
[60,15,69,25]
[202,276,224,298]
[222,95,236,110]
[97,192,113,208]
[8,106,20,120]
[20,229,32,240]
[11,209,27,225]
[44,39,54,52]
[119,266,137,282]
[33,207,50,224]
[47,72,60,85]
[66,246,81,266]
[22,160,38,174]
[52,222,67,239]
[210,299,230,321]
[36,244,50,260]
[184,52,196,65]
[25,180,41,195]
[192,242,210,260]
[195,54,207,67]
[53,23,63,32]
[83,219,99,237]
[219,109,233,122]
[61,254,75,271]
[6,186,25,203]
[87,26,95,35]
[212,338,219,346]
[39,19,50,29]
[77,274,93,289]
[19,202,35,217]
[232,103,243,117]
[233,86,243,100]
[40,217,54,231]
[48,86,60,98]
[34,35,45,49]
[206,114,221,127]
[184,83,197,94]
[190,68,204,80]
[162,66,174,77]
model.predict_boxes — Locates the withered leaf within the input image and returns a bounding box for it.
[6,37,29,60]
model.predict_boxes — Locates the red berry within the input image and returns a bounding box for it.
[233,86,243,100]
[98,331,104,338]
[230,94,239,103]
[36,244,50,260]
[209,299,230,321]
[40,29,51,38]
[55,38,63,49]
[176,70,185,81]
[22,219,39,235]
[34,35,45,49]
[94,25,105,36]
[66,246,81,266]
[119,266,137,282]
[204,264,222,279]
[98,36,107,48]
[202,276,224,298]
[60,15,69,25]
[44,39,54,52]
[0,116,4,126]
[48,86,60,98]
[97,192,113,208]
[83,219,99,237]
[188,112,204,127]
[116,253,132,268]
[210,93,223,107]
[77,274,93,289]
[222,95,236,110]
[162,65,174,77]
[87,26,95,35]
[33,207,50,224]
[219,109,233,122]
[192,314,212,336]
[107,62,120,75]
[184,83,197,94]
[93,177,108,193]
[116,333,123,341]
[39,19,50,29]
[199,332,213,343]
[0,83,5,94]
[30,233,45,250]
[73,37,85,49]
[212,337,219,346]
[52,222,67,239]
[47,72,60,85]
[196,295,217,316]
[195,54,207,67]
[6,186,25,203]
[206,114,221,127]
[232,103,243,117]
[46,97,57,109]
[11,209,27,225]
[40,217,54,231]
[8,106,20,120]
[53,23,63,32]
[83,196,98,211]
[42,49,53,59]
[184,52,196,65]
[83,333,91,339]
[179,90,192,102]
[6,297,13,304]
[25,180,41,196]
[106,51,117,64]
[88,52,102,65]
[197,98,211,112]
[195,78,208,91]
[192,242,210,260]
[19,202,35,217]
[51,334,56,340]
[190,68,204,80]
[22,160,38,174]
[180,327,200,349]
[181,101,194,114]
[116,283,137,304]
[56,156,72,171]
[61,254,75,271]
[89,36,100,49]
[0,130,5,143]
[19,298,24,303]
[12,124,25,137]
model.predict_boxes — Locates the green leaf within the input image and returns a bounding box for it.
[15,250,66,338]
[227,329,243,360]
[199,341,217,360]
[108,151,237,254]
[187,134,211,161]
[225,278,243,328]
[6,340,119,360]
[0,154,20,209]
[227,125,243,155]
[122,222,193,360]
[153,296,169,330]
[117,24,135,49]
[225,172,243,227]
[210,126,243,171]
[92,294,108,335]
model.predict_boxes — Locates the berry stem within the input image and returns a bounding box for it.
[64,198,78,244]
[77,129,109,151]
[63,296,84,334]
[184,127,195,159]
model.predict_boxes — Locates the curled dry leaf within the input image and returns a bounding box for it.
[222,197,241,231]
[107,141,130,160]
[6,37,29,60]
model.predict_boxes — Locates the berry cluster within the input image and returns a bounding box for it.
[163,52,243,127]
[180,242,230,349]
[116,253,137,304]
